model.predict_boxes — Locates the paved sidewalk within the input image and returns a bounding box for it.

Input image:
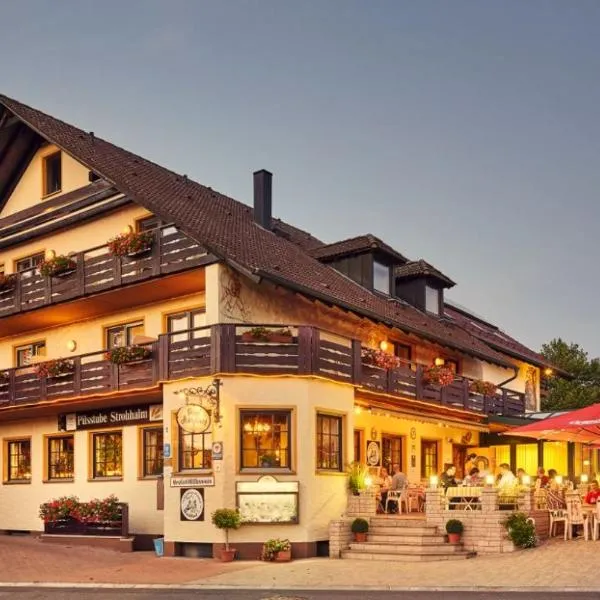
[0,535,598,589]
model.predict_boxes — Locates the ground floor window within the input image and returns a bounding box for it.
[316,413,342,471]
[179,427,212,470]
[382,435,403,474]
[6,439,31,482]
[142,427,164,476]
[92,431,122,478]
[421,440,438,479]
[48,436,74,480]
[240,410,291,469]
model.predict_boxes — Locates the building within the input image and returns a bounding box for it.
[0,94,579,559]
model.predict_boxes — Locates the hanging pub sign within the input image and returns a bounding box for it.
[59,404,162,431]
[180,488,205,521]
[177,404,211,434]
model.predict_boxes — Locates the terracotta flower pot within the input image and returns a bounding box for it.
[354,532,368,543]
[447,533,462,544]
[220,548,236,562]
[267,334,293,344]
[274,549,292,562]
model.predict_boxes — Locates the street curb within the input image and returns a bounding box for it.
[0,583,599,592]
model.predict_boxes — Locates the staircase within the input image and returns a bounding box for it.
[341,516,475,562]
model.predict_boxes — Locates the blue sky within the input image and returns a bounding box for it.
[2,0,600,356]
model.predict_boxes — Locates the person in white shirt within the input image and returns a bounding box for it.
[497,463,516,488]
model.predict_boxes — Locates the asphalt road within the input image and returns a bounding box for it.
[0,590,597,600]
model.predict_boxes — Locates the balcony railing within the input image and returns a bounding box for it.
[0,226,211,318]
[0,324,526,417]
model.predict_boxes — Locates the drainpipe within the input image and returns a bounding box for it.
[497,365,519,389]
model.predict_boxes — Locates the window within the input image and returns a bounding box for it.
[7,439,31,482]
[445,359,459,374]
[47,436,74,480]
[92,431,122,478]
[373,261,391,295]
[179,427,212,471]
[105,320,144,349]
[240,411,291,469]
[142,427,164,477]
[425,285,440,314]
[137,215,177,236]
[353,430,362,463]
[15,341,46,367]
[166,309,205,342]
[316,414,343,471]
[382,435,403,474]
[393,342,412,366]
[421,440,438,479]
[43,151,62,196]
[15,252,45,277]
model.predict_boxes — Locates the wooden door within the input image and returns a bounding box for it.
[382,435,404,474]
[453,445,467,479]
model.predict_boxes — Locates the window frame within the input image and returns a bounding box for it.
[165,308,206,340]
[14,252,45,275]
[239,409,293,472]
[136,215,177,236]
[14,340,46,368]
[42,150,62,198]
[45,435,75,482]
[316,413,343,472]
[104,319,145,350]
[90,430,123,480]
[373,260,391,295]
[178,426,212,472]
[421,439,439,479]
[425,285,440,314]
[139,426,164,478]
[4,437,32,483]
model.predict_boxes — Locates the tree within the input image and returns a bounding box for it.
[540,338,600,411]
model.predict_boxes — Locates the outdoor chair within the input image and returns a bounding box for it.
[591,502,600,541]
[565,495,590,540]
[548,508,568,537]
[385,489,410,514]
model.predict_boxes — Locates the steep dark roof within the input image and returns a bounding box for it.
[0,94,515,368]
[271,218,325,251]
[311,234,408,263]
[444,303,563,373]
[395,259,455,288]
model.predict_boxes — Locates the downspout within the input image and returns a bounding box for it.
[497,365,519,389]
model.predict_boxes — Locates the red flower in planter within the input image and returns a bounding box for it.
[469,380,497,396]
[361,348,402,370]
[423,365,455,387]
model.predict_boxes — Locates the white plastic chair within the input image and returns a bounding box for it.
[591,502,600,541]
[565,495,590,540]
[385,489,410,514]
[549,509,568,537]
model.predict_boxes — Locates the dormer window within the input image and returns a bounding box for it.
[425,285,440,314]
[373,261,391,295]
[42,151,61,197]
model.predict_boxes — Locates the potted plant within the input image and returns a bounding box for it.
[361,348,402,370]
[347,462,368,496]
[105,345,151,365]
[469,379,497,396]
[504,512,537,549]
[241,327,293,343]
[423,365,455,387]
[260,453,279,468]
[446,519,464,544]
[261,538,292,562]
[35,358,74,379]
[211,508,241,562]
[351,518,369,542]
[107,231,153,257]
[0,273,17,293]
[0,370,10,383]
[39,255,77,278]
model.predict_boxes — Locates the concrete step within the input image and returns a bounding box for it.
[349,542,464,555]
[341,549,474,562]
[369,526,441,537]
[367,531,446,547]
[369,518,432,529]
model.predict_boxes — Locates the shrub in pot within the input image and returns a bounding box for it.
[211,508,241,562]
[446,519,464,543]
[261,538,292,561]
[347,462,368,496]
[351,517,369,542]
[504,512,537,548]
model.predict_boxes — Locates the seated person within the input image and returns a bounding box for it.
[440,465,457,490]
[497,463,516,489]
[378,467,392,509]
[536,467,549,488]
[584,481,600,505]
[464,467,483,486]
[386,464,408,513]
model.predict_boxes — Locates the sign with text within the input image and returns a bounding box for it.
[177,404,211,434]
[170,475,215,488]
[60,404,162,431]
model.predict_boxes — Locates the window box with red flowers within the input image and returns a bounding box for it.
[241,327,293,344]
[107,231,153,258]
[361,348,401,370]
[422,365,455,387]
[0,273,17,293]
[469,380,497,396]
[105,345,151,365]
[39,255,77,278]
[35,358,74,379]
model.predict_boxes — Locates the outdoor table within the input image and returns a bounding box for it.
[445,486,482,510]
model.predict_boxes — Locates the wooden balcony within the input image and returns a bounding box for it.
[0,324,526,417]
[0,226,214,321]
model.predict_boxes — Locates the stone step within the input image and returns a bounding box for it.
[367,533,447,544]
[368,526,441,537]
[341,549,473,562]
[369,518,432,529]
[349,542,464,555]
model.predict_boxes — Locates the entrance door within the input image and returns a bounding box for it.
[382,435,403,474]
[453,445,468,479]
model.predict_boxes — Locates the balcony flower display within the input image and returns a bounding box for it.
[105,345,151,365]
[107,231,153,257]
[35,358,74,379]
[39,255,77,278]
[0,273,17,292]
[469,379,497,396]
[241,327,293,343]
[361,347,401,370]
[423,365,454,387]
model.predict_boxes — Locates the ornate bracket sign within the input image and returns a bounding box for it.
[177,404,211,434]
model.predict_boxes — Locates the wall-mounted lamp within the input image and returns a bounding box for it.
[66,340,77,352]
[555,475,563,485]
[522,475,531,486]
[122,225,134,235]
[581,473,589,483]
[370,427,378,441]
[354,405,362,415]
[544,368,554,377]
[364,475,373,488]
[45,249,56,260]
[434,357,445,367]
[379,340,389,352]
[429,475,438,488]
[485,474,495,486]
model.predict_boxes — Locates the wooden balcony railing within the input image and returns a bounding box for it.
[0,226,211,318]
[0,324,526,417]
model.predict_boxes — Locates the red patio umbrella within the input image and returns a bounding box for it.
[508,403,600,443]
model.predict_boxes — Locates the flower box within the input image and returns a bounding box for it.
[361,348,401,370]
[35,358,74,379]
[39,256,77,278]
[469,379,497,396]
[0,273,17,293]
[107,231,153,257]
[105,345,151,365]
[241,327,293,344]
[423,365,454,387]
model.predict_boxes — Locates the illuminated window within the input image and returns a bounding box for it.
[240,411,291,469]
[105,321,144,349]
[421,440,438,479]
[48,436,74,480]
[7,439,31,481]
[15,341,46,367]
[179,427,211,470]
[43,151,61,196]
[92,431,122,478]
[316,414,342,471]
[15,252,44,277]
[166,309,205,342]
[142,427,164,477]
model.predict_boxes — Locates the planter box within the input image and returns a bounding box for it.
[44,519,123,537]
[274,549,292,562]
[241,333,293,344]
[126,246,152,258]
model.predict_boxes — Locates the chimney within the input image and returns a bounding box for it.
[253,169,272,229]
